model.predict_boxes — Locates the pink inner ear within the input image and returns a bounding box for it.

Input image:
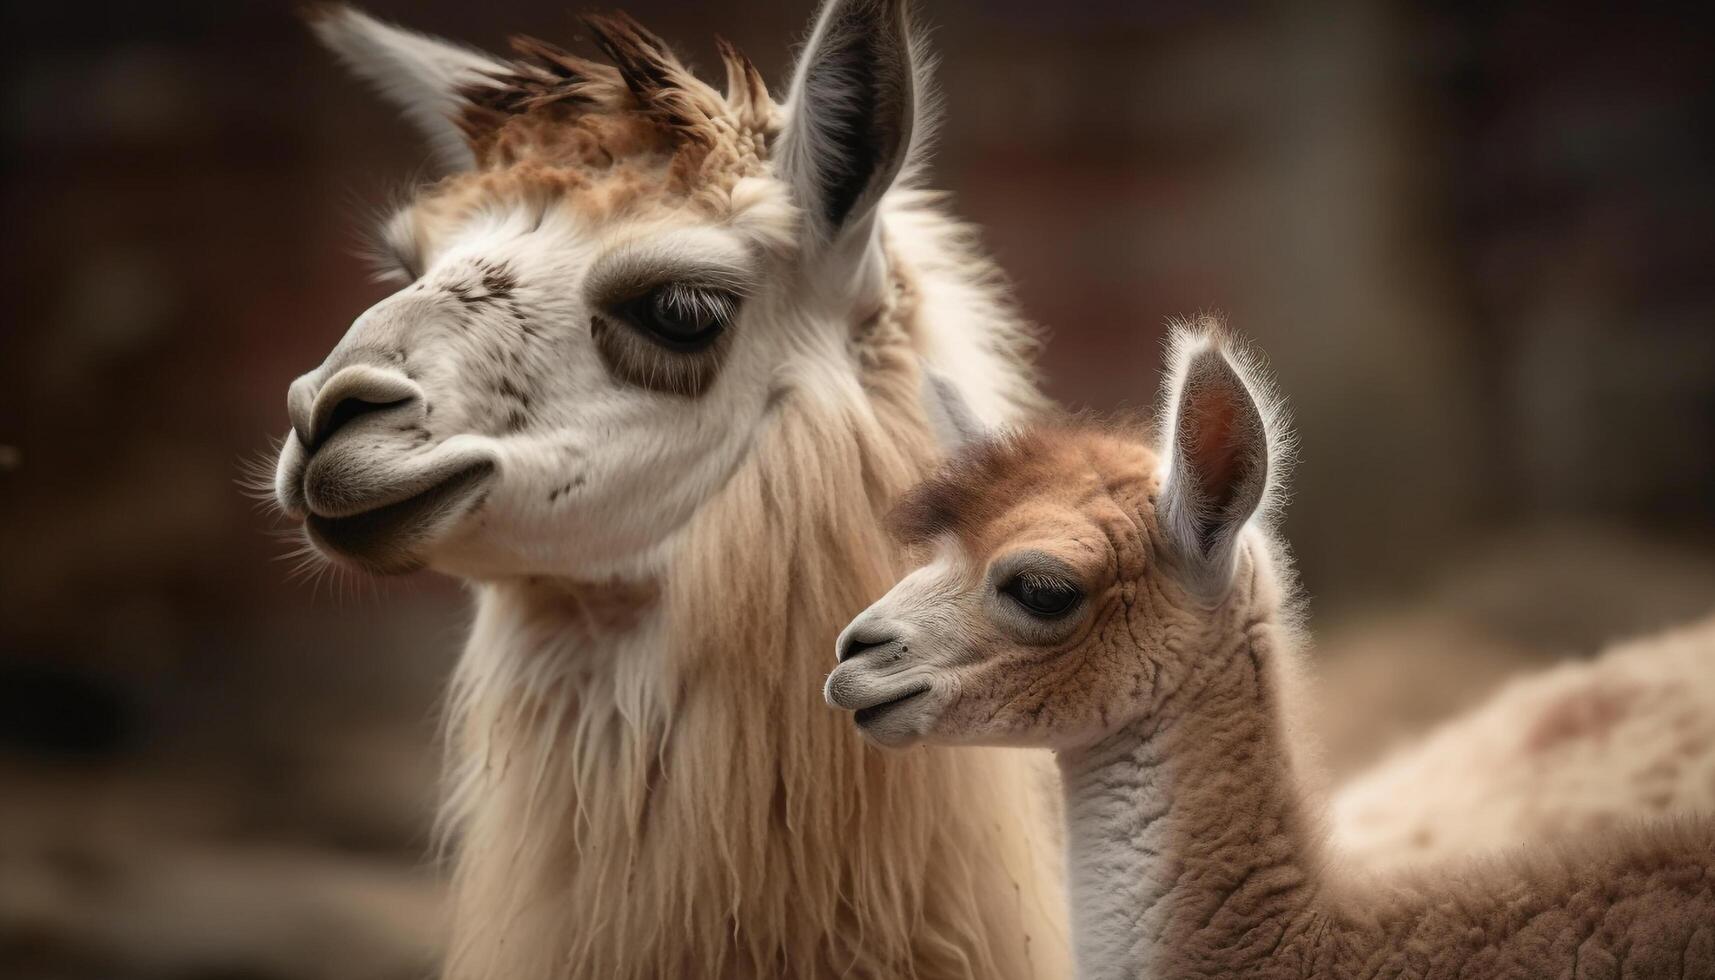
[1186,385,1244,511]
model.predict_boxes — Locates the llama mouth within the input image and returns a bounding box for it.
[853,684,932,727]
[304,460,495,573]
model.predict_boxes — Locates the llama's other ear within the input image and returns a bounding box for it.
[1159,333,1272,594]
[779,0,920,249]
[920,367,986,456]
[304,5,507,172]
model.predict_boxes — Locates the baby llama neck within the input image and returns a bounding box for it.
[1054,601,1328,980]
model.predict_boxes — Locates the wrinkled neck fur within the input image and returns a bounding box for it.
[1055,575,1325,980]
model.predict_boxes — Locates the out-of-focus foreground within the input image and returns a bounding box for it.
[2,2,1712,977]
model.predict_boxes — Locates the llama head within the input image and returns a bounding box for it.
[826,320,1291,749]
[272,1,927,577]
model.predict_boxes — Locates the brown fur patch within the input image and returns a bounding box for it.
[394,14,778,283]
[889,423,1156,551]
[453,14,773,202]
[1521,682,1640,754]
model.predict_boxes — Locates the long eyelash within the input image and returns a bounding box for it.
[655,284,739,323]
[1015,571,1075,594]
[604,258,755,304]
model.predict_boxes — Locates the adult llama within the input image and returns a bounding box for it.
[275,2,1069,977]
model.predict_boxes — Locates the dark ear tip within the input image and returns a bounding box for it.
[834,0,905,14]
[822,0,912,39]
[1181,343,1241,391]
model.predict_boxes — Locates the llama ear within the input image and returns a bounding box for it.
[304,5,508,172]
[778,0,920,249]
[1159,330,1273,594]
[920,366,987,455]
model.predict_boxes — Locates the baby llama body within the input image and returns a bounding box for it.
[826,322,1715,979]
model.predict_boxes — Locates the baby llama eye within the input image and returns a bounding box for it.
[1002,574,1083,618]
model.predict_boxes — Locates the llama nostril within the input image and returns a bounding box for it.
[318,395,405,446]
[838,632,899,663]
[292,366,422,452]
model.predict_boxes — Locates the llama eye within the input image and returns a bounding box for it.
[1001,575,1083,619]
[616,284,734,352]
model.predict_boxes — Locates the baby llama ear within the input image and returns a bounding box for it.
[303,5,509,172]
[778,0,922,252]
[1158,323,1280,596]
[919,366,987,456]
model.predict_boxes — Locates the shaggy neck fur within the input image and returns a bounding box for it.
[439,196,1069,980]
[1057,546,1715,980]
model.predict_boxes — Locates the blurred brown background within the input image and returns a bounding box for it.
[2,1,1712,977]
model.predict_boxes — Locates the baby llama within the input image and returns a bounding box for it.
[826,321,1715,979]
